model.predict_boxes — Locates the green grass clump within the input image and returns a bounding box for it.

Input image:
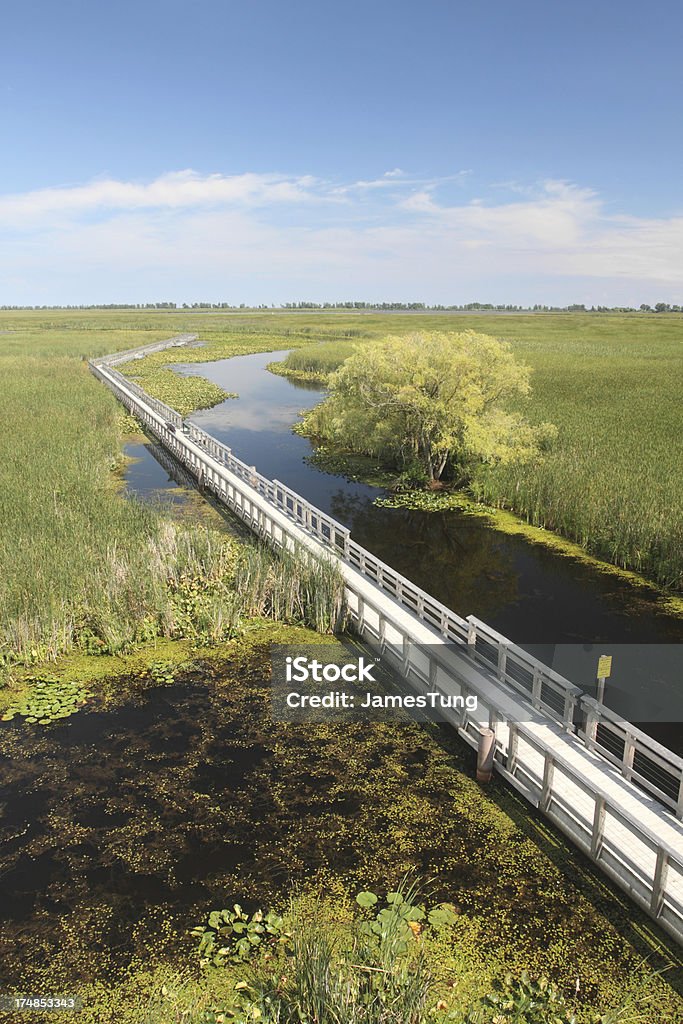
[268,340,355,382]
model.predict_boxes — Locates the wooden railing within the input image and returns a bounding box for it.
[580,698,683,817]
[89,337,683,946]
[90,337,683,820]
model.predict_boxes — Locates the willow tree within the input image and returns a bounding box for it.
[303,331,555,485]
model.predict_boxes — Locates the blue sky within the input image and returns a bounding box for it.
[2,0,682,306]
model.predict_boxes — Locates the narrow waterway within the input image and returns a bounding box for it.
[166,349,683,744]
[172,352,681,640]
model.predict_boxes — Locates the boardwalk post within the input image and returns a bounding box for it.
[562,690,578,732]
[476,727,495,783]
[651,847,669,917]
[623,732,636,782]
[497,642,508,681]
[402,635,410,675]
[378,612,386,649]
[507,724,519,775]
[591,796,606,857]
[596,653,612,705]
[540,753,555,812]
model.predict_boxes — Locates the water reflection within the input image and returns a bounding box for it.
[176,350,681,647]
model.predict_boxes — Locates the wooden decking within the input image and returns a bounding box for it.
[90,336,683,946]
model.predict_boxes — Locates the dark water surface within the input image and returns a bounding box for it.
[173,351,682,646]
[172,350,683,743]
[2,659,680,998]
[124,440,195,507]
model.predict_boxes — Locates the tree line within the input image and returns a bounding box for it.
[1,300,681,312]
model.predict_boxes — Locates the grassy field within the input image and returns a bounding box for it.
[1,307,680,668]
[270,313,683,593]
[0,311,346,666]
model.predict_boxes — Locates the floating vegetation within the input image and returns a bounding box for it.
[126,366,234,417]
[375,491,481,513]
[143,660,178,686]
[1,676,93,724]
[1,647,682,1019]
[191,903,288,968]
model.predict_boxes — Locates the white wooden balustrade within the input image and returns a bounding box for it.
[89,335,683,947]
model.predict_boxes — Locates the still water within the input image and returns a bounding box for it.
[173,352,682,641]
[170,350,682,740]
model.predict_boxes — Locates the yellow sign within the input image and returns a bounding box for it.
[597,655,612,679]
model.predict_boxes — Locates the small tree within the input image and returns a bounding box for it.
[305,331,555,485]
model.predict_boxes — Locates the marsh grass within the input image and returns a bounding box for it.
[1,308,680,669]
[0,313,348,666]
[272,315,683,592]
[235,544,347,633]
[269,340,355,383]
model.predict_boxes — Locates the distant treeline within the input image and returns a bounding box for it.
[1,300,681,312]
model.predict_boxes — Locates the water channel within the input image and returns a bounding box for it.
[161,349,683,746]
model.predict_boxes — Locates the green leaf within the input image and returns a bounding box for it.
[428,904,459,928]
[356,891,378,909]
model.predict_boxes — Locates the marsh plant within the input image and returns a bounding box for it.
[191,905,289,968]
[189,882,458,1024]
[234,545,347,634]
[183,884,658,1024]
[164,541,346,647]
[272,317,683,592]
[1,676,93,724]
[144,660,178,686]
[268,340,355,383]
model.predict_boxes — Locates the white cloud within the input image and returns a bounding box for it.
[1,170,682,304]
[0,170,320,228]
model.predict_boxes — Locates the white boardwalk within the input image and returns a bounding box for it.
[90,336,683,947]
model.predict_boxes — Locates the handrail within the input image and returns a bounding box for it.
[88,336,683,822]
[580,696,683,814]
[90,333,196,368]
